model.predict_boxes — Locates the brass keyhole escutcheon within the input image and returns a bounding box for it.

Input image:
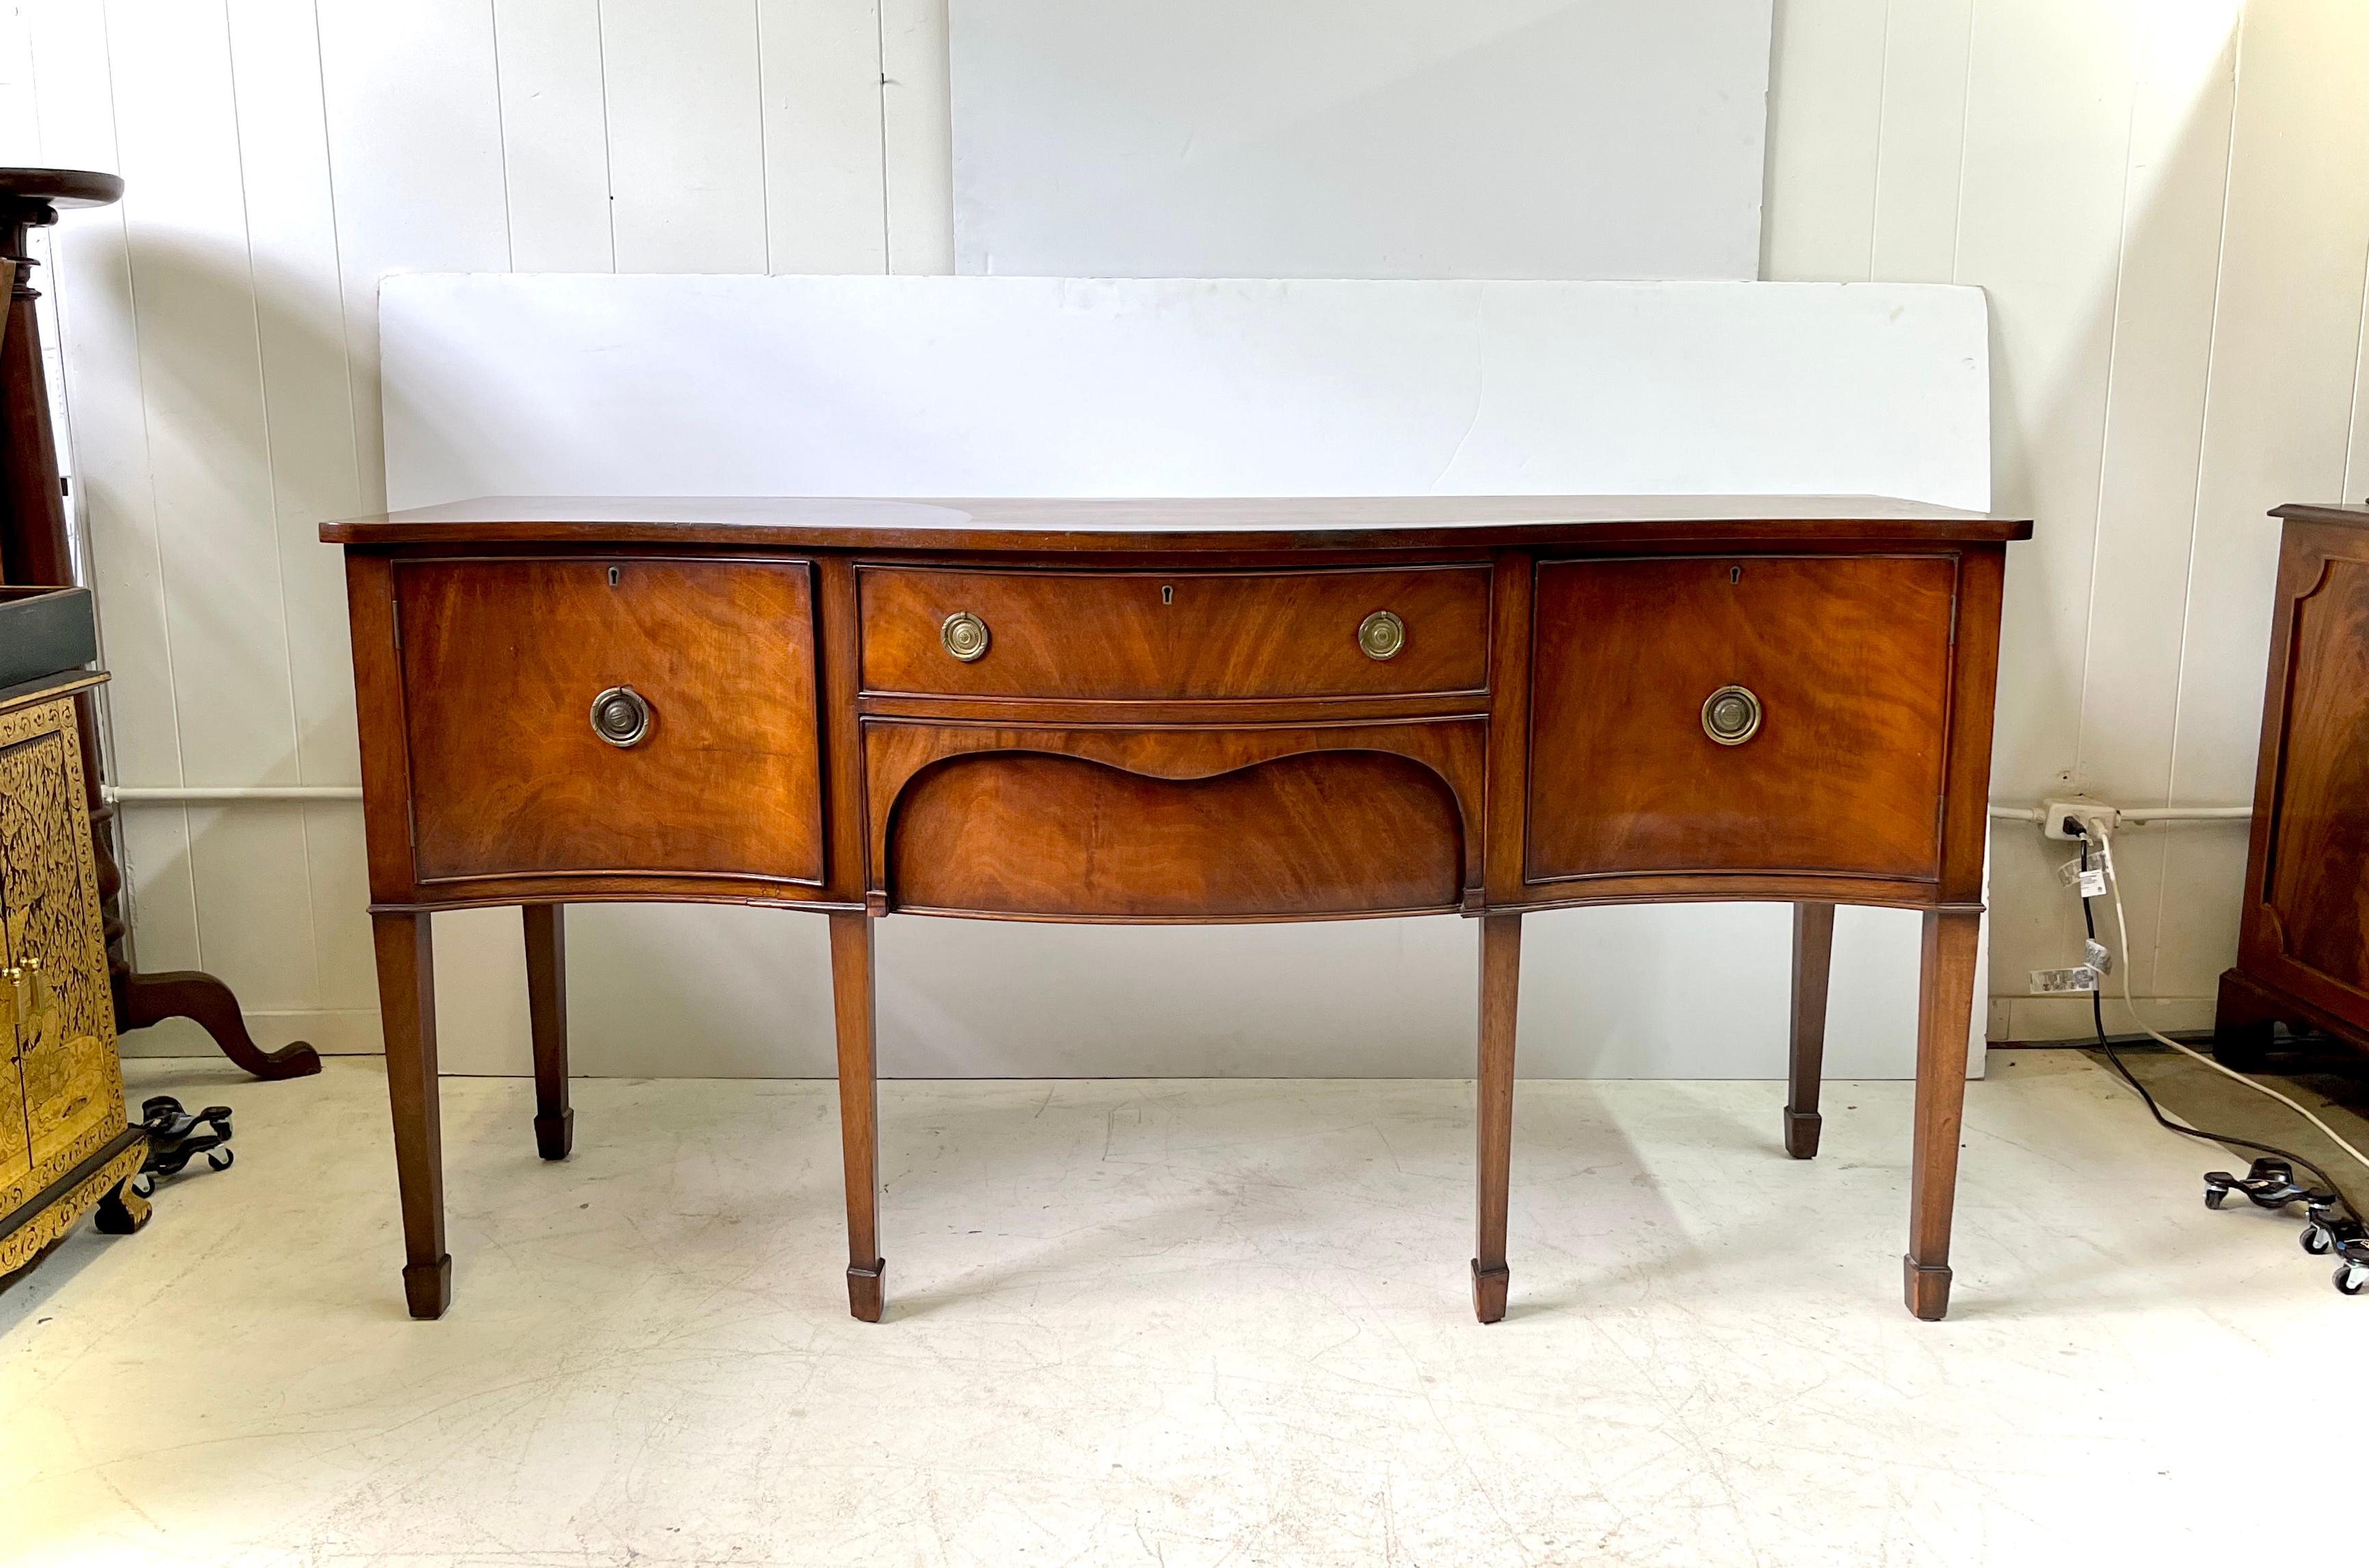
[941,611,990,662]
[1702,685,1762,745]
[590,685,652,747]
[1358,609,1405,661]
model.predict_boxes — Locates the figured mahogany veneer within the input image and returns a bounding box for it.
[858,563,1491,701]
[326,495,2027,1329]
[890,752,1464,919]
[1528,555,1957,883]
[2216,505,2369,1069]
[867,717,1486,919]
[392,556,825,891]
[862,717,1489,917]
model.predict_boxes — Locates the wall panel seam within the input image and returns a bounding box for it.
[2150,9,2249,984]
[2341,248,2369,501]
[752,0,772,274]
[2070,51,2149,795]
[92,3,192,800]
[224,1,333,1005]
[307,0,369,520]
[486,0,518,271]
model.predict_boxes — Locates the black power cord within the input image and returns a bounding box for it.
[2073,832,2353,1211]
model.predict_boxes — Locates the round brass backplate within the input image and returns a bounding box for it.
[1702,685,1762,746]
[1358,609,1405,661]
[941,611,990,663]
[590,685,652,747]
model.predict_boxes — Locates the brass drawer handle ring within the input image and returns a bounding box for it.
[1358,609,1405,661]
[590,686,652,748]
[1702,685,1762,746]
[942,611,991,663]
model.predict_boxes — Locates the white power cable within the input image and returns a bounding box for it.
[2089,821,2369,1175]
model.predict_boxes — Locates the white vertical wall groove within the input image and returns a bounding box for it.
[0,0,2360,1058]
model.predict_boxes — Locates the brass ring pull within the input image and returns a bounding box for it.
[590,685,652,747]
[1702,685,1762,745]
[942,611,990,663]
[1358,609,1405,661]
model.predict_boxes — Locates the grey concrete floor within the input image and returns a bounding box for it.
[2080,1035,2369,1214]
[4,1050,2362,1567]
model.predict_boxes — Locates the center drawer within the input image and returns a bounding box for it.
[857,564,1491,702]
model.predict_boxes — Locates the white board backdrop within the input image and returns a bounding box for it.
[949,0,1773,282]
[380,273,1991,1080]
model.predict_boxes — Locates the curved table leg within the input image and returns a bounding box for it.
[1472,912,1520,1323]
[119,970,321,1080]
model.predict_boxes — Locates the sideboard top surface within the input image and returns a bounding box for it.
[323,494,2032,553]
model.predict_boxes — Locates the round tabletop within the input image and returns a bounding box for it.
[0,168,122,209]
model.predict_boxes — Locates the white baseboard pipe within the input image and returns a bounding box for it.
[1987,803,2251,825]
[107,785,365,803]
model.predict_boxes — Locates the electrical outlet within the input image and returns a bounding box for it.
[2031,966,2100,994]
[2041,799,2121,840]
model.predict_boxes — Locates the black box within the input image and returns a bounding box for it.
[0,585,99,689]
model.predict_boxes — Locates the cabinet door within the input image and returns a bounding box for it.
[0,700,123,1187]
[0,933,29,1216]
[1527,555,1957,883]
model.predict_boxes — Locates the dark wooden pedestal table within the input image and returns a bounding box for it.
[0,166,317,1081]
[325,496,2024,1325]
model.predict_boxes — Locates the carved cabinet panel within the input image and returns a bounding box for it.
[2259,555,2369,994]
[0,695,123,1191]
[2223,511,2369,1060]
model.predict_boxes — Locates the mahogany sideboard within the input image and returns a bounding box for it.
[322,495,2028,1325]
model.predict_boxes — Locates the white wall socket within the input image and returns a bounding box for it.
[2041,798,2121,840]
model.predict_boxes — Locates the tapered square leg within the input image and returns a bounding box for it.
[830,912,886,1323]
[524,904,573,1160]
[373,910,449,1320]
[1904,908,1981,1321]
[1786,902,1836,1159]
[1472,913,1520,1324]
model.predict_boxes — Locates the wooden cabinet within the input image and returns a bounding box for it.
[2217,505,2369,1067]
[0,673,149,1279]
[326,496,2022,1327]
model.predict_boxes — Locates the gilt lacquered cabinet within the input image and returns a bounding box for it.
[0,670,149,1279]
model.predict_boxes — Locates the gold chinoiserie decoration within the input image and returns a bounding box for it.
[0,680,148,1281]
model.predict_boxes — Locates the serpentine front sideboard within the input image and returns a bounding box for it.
[323,496,2028,1325]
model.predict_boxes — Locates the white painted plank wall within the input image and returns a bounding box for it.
[1768,0,2369,1041]
[0,0,2364,1059]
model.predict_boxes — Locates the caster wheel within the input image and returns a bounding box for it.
[2205,1189,2227,1210]
[2303,1225,2333,1255]
[207,1147,233,1171]
[2335,1266,2365,1297]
